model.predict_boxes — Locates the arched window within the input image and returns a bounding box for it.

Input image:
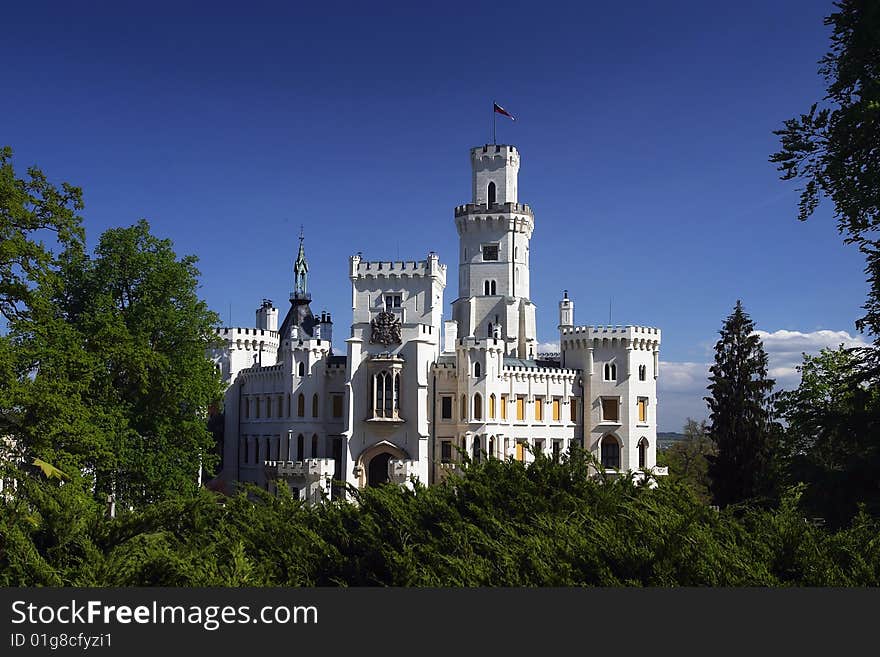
[472,436,481,463]
[488,436,495,458]
[638,437,649,469]
[604,363,617,381]
[601,435,621,469]
[297,393,305,417]
[298,362,305,377]
[312,434,319,458]
[474,361,481,378]
[312,394,319,417]
[487,322,493,338]
[487,181,496,206]
[639,364,647,381]
[297,434,305,460]
[490,280,496,295]
[473,393,483,421]
[461,394,467,420]
[484,280,491,295]
[489,394,496,419]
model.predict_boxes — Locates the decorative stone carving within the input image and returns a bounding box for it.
[370,311,401,346]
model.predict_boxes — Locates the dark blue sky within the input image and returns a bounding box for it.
[3,1,865,429]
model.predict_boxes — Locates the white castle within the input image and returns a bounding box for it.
[210,143,662,501]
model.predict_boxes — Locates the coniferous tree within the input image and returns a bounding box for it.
[705,301,780,508]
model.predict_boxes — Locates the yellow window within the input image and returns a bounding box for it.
[535,397,543,421]
[638,398,647,423]
[516,441,525,462]
[553,398,560,421]
[516,396,524,420]
[501,396,507,420]
[489,394,496,419]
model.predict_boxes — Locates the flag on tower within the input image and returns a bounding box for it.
[493,102,516,121]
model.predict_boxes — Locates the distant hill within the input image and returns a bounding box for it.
[657,432,685,449]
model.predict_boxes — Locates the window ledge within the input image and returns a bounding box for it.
[598,420,621,426]
[366,416,405,424]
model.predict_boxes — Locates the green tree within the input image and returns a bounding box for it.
[705,301,780,508]
[770,0,880,337]
[660,418,715,504]
[777,346,880,526]
[0,146,85,322]
[9,220,224,507]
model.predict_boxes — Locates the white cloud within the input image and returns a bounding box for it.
[656,329,868,432]
[537,341,560,353]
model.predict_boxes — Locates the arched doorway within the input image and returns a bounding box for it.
[368,452,392,487]
[356,441,408,489]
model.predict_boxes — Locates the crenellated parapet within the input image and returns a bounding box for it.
[560,325,661,351]
[214,326,280,352]
[349,253,447,284]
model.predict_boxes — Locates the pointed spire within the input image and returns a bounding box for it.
[293,226,309,299]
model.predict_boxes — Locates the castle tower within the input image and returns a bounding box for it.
[451,144,537,358]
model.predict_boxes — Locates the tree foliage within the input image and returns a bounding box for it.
[705,301,781,508]
[777,346,880,526]
[3,450,879,587]
[0,146,85,322]
[658,418,715,504]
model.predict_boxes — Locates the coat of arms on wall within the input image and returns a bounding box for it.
[370,311,402,346]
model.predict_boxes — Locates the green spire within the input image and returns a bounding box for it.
[293,226,309,299]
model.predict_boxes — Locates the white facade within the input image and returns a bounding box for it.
[211,142,662,500]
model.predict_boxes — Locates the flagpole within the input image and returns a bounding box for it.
[492,100,496,145]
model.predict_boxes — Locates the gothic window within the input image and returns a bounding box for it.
[553,440,562,462]
[472,436,481,463]
[501,395,507,420]
[604,363,617,381]
[639,364,647,381]
[298,362,305,377]
[474,361,481,378]
[601,435,621,469]
[487,181,496,206]
[384,294,402,309]
[312,434,319,458]
[490,280,496,295]
[473,393,483,421]
[638,437,649,469]
[484,280,491,295]
[371,370,400,419]
[297,393,305,418]
[638,397,648,423]
[297,434,305,460]
[489,394,496,419]
[487,322,493,337]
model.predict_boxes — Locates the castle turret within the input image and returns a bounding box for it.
[317,311,333,348]
[451,144,537,359]
[559,290,574,330]
[256,299,279,332]
[279,229,317,342]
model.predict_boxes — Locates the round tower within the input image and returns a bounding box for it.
[451,144,537,359]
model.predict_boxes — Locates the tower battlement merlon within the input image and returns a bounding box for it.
[454,202,533,217]
[471,143,519,163]
[560,325,662,348]
[348,253,447,282]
